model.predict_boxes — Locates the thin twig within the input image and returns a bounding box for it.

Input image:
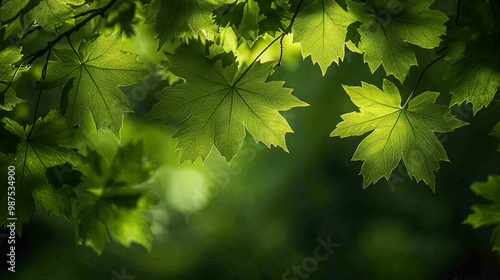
[277,35,285,66]
[401,55,446,109]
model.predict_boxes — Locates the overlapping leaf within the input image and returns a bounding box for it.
[146,0,233,48]
[44,33,148,137]
[346,0,448,82]
[26,0,85,30]
[147,49,307,162]
[72,142,157,254]
[293,0,356,75]
[331,79,467,190]
[216,0,264,40]
[465,175,500,251]
[0,110,82,232]
[444,33,500,114]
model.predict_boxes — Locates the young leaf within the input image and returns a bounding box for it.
[444,34,500,114]
[72,142,157,254]
[26,0,85,30]
[331,79,467,191]
[43,33,148,137]
[293,0,356,75]
[346,0,448,82]
[464,175,500,252]
[0,110,82,232]
[147,50,308,163]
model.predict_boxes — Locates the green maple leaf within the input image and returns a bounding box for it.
[72,142,157,254]
[293,0,356,75]
[444,33,500,114]
[146,0,232,47]
[0,0,30,22]
[331,79,467,191]
[44,33,148,137]
[0,110,83,232]
[147,50,307,162]
[346,0,448,82]
[464,175,500,252]
[26,0,85,30]
[1,28,26,111]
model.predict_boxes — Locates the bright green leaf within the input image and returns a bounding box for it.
[293,0,356,75]
[331,79,467,190]
[147,50,307,162]
[44,33,148,137]
[347,0,448,82]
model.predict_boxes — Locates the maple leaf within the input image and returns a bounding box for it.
[331,79,467,191]
[293,0,356,75]
[43,33,148,137]
[444,33,500,114]
[72,142,157,254]
[0,110,83,232]
[464,175,500,251]
[147,50,307,162]
[346,0,448,82]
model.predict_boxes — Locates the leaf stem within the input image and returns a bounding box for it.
[401,55,445,109]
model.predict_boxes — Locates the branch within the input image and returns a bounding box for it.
[233,0,305,85]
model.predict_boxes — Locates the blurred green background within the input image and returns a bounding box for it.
[1,7,500,279]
